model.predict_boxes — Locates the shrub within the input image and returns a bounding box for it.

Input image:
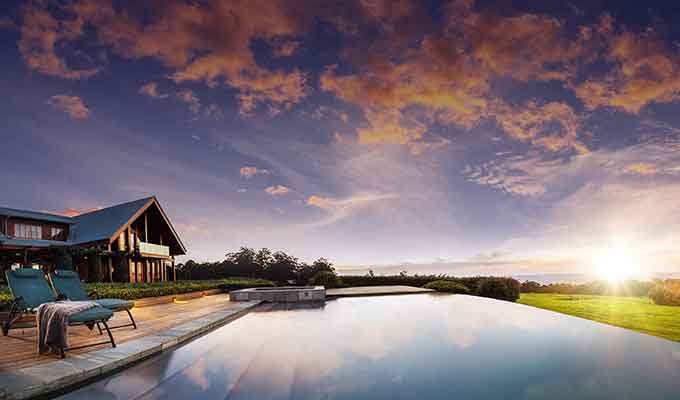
[0,287,11,311]
[475,277,520,302]
[310,271,342,288]
[424,280,470,294]
[86,279,274,301]
[649,280,680,306]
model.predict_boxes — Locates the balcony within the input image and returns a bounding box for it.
[137,241,170,258]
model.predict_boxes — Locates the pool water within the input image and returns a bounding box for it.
[58,294,680,400]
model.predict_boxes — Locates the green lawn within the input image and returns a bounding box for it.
[519,293,680,342]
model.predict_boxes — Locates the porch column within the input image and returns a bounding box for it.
[107,244,113,282]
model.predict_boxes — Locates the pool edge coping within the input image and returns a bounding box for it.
[0,300,262,400]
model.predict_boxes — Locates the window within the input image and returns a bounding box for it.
[51,227,64,240]
[14,223,42,240]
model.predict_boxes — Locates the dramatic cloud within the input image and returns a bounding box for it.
[47,95,90,119]
[264,185,290,195]
[67,0,309,114]
[18,6,99,79]
[494,101,588,154]
[573,16,680,113]
[138,82,168,99]
[240,166,271,179]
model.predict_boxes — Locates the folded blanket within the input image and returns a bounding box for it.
[36,300,98,355]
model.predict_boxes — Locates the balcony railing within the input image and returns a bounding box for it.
[137,241,170,257]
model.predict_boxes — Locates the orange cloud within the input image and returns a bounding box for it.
[264,185,290,195]
[177,88,201,114]
[138,82,167,98]
[624,163,658,176]
[494,101,588,154]
[46,206,102,217]
[240,166,270,179]
[18,6,98,79]
[47,95,90,119]
[22,0,312,113]
[572,16,680,113]
[306,195,334,210]
[319,1,590,153]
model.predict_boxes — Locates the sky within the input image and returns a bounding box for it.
[2,0,680,278]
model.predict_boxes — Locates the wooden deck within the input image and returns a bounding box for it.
[0,293,245,371]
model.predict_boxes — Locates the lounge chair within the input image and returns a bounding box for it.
[49,269,137,331]
[3,267,116,358]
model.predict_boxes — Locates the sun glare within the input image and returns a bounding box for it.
[596,248,635,283]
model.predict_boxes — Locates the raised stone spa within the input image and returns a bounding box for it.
[229,286,326,302]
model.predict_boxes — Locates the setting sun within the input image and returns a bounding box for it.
[596,248,636,283]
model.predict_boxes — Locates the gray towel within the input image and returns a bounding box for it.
[36,300,98,355]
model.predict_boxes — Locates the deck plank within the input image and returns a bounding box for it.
[0,294,244,371]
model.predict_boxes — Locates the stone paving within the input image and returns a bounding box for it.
[0,299,260,400]
[326,285,434,297]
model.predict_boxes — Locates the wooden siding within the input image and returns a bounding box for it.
[5,217,69,241]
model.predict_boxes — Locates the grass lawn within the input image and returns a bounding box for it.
[519,293,680,342]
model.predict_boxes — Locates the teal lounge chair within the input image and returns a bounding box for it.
[49,270,137,331]
[3,267,116,358]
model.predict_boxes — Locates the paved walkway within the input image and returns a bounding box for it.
[326,285,434,297]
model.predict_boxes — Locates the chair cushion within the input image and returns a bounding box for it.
[95,298,135,310]
[68,306,113,323]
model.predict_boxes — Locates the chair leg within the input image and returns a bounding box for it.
[101,320,116,348]
[125,309,137,330]
[96,321,103,335]
[2,300,23,336]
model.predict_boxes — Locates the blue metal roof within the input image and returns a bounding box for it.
[0,207,73,224]
[1,197,185,254]
[70,197,153,245]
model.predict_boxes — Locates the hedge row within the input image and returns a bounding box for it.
[86,279,274,300]
[520,280,653,297]
[340,275,521,302]
[0,279,274,310]
[423,280,470,294]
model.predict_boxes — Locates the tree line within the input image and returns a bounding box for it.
[176,247,336,284]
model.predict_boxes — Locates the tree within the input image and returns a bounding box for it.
[265,251,299,283]
[298,257,335,283]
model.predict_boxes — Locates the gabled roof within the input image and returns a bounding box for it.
[0,207,72,224]
[1,196,187,255]
[70,197,154,245]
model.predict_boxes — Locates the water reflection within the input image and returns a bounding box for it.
[58,294,680,400]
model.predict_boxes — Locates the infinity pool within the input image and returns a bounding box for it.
[58,294,680,400]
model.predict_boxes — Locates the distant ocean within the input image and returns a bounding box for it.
[336,266,680,284]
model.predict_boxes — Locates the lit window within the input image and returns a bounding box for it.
[14,223,42,239]
[51,227,64,240]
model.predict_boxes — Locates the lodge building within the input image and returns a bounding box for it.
[0,197,186,282]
